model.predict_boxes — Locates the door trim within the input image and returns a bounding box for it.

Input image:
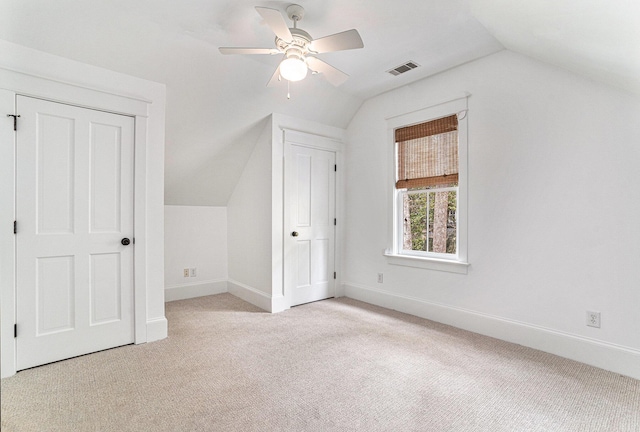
[282,129,344,309]
[0,50,166,378]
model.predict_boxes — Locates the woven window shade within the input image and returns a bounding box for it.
[395,114,459,189]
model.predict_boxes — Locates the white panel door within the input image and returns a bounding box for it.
[16,96,135,370]
[285,143,336,306]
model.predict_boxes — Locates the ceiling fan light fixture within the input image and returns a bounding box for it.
[280,57,308,82]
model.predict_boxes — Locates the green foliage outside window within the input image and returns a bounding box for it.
[405,189,457,254]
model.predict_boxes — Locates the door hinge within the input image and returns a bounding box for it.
[333,272,336,279]
[14,324,17,338]
[13,220,16,234]
[334,218,337,226]
[6,114,20,131]
[334,164,337,172]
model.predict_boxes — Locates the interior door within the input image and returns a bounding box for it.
[285,140,336,306]
[16,96,135,370]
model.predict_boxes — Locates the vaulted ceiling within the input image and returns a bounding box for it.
[1,0,638,205]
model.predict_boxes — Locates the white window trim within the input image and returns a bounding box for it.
[385,95,469,273]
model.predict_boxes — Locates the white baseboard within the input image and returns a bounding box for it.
[166,279,284,313]
[165,279,227,302]
[343,282,640,380]
[227,279,272,312]
[146,316,168,342]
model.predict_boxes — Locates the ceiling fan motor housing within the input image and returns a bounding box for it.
[276,28,312,58]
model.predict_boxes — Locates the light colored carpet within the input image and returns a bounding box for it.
[1,293,639,431]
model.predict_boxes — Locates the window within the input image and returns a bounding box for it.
[396,114,459,257]
[386,97,468,272]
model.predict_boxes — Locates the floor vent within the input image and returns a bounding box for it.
[387,61,420,76]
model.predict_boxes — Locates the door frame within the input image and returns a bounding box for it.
[0,53,165,377]
[281,129,344,310]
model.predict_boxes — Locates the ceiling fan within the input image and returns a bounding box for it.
[219,4,364,87]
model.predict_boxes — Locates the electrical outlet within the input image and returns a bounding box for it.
[190,267,197,277]
[183,268,189,277]
[377,273,383,283]
[586,311,601,328]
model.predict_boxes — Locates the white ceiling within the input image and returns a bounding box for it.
[1,0,638,205]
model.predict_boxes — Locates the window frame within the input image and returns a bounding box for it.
[385,96,469,274]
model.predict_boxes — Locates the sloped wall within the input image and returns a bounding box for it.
[227,119,274,310]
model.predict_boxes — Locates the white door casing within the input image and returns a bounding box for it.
[16,96,135,370]
[284,136,337,307]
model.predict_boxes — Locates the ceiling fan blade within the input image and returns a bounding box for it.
[219,47,280,55]
[306,57,349,86]
[309,29,364,53]
[255,7,293,43]
[267,65,282,87]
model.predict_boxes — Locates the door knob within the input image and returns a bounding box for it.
[121,238,131,246]
[291,231,299,237]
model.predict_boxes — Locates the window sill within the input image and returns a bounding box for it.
[383,251,469,274]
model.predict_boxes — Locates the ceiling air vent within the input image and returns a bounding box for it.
[387,61,420,76]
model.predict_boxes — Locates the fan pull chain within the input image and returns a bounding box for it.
[287,80,291,99]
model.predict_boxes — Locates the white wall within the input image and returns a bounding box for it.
[164,206,228,301]
[0,40,167,377]
[343,50,640,379]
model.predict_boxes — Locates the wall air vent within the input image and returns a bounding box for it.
[387,61,420,76]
